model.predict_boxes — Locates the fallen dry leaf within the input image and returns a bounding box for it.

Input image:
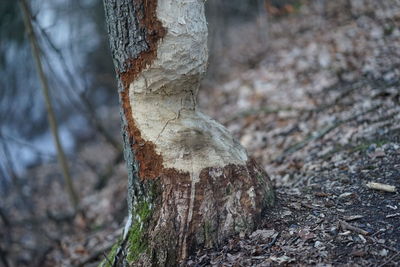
[298,228,315,241]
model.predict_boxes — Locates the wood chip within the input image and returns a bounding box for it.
[366,182,397,193]
[338,192,354,198]
[338,230,352,236]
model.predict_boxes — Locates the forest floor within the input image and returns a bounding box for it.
[1,0,399,266]
[191,0,400,266]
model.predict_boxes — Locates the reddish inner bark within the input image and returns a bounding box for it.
[119,0,166,180]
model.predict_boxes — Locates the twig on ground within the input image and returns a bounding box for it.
[339,220,369,236]
[386,213,400,218]
[366,182,397,193]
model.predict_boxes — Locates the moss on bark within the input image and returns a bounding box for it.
[98,200,153,267]
[126,201,152,263]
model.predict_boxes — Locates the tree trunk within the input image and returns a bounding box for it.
[102,0,274,266]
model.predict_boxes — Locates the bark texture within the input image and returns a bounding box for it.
[102,0,274,266]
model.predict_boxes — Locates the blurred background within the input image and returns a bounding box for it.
[0,0,271,265]
[1,0,399,266]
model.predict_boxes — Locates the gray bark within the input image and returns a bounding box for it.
[103,0,151,215]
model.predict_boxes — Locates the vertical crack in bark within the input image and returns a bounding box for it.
[182,149,197,259]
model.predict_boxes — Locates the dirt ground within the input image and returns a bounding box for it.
[191,0,400,265]
[1,0,399,266]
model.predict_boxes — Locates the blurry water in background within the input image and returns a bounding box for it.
[0,0,267,182]
[0,0,116,179]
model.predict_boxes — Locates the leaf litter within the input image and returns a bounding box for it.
[1,0,400,266]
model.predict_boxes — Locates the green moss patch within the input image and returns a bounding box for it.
[126,200,152,263]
